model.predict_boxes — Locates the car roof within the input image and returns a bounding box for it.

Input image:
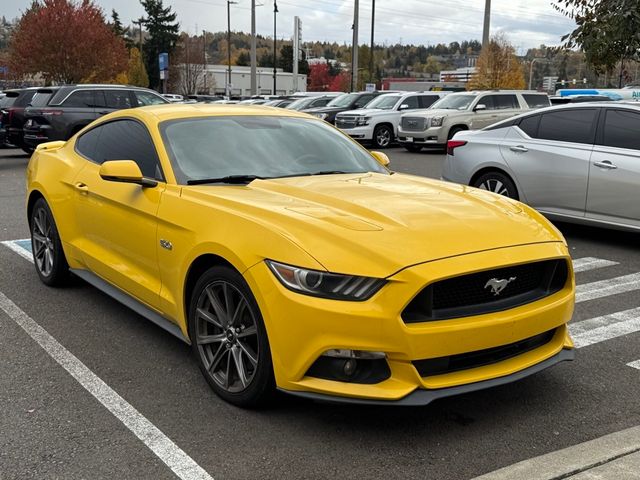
[117,103,315,123]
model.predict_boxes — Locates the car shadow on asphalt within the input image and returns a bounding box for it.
[555,221,640,249]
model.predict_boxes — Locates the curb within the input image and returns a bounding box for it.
[473,425,640,480]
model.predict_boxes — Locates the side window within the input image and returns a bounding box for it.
[313,98,330,107]
[134,90,167,106]
[537,109,598,144]
[517,115,541,138]
[601,109,640,150]
[62,90,95,108]
[401,96,420,109]
[103,90,134,109]
[92,120,163,180]
[523,94,551,109]
[419,95,440,108]
[478,95,496,110]
[354,94,375,108]
[494,95,519,110]
[75,126,102,160]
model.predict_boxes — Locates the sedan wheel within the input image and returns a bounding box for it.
[189,266,275,407]
[30,198,70,286]
[373,125,393,148]
[473,172,519,200]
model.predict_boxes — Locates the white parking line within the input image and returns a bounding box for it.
[0,290,214,480]
[576,272,640,303]
[572,257,619,273]
[627,360,640,370]
[1,239,34,263]
[569,307,640,348]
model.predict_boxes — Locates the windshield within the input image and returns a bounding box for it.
[365,95,401,110]
[285,97,314,110]
[327,93,356,107]
[431,94,476,110]
[161,116,388,184]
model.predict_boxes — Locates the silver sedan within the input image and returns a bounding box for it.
[442,102,640,232]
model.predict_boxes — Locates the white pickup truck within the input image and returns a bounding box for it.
[334,91,448,148]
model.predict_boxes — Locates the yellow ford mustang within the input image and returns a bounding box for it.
[26,104,575,407]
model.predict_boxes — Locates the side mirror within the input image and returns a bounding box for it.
[398,104,410,111]
[99,160,157,187]
[474,104,487,111]
[370,150,390,167]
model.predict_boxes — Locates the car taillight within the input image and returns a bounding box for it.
[40,109,64,116]
[8,108,14,122]
[446,140,467,156]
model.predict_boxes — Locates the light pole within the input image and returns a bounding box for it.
[370,0,375,84]
[251,0,257,95]
[351,0,359,91]
[227,0,237,98]
[528,58,544,90]
[202,29,207,93]
[482,0,491,48]
[273,1,278,95]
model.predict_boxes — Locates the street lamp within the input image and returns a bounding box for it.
[227,0,238,98]
[528,57,544,90]
[273,1,278,95]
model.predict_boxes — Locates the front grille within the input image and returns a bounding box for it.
[402,259,568,323]
[335,116,357,129]
[401,116,427,131]
[412,328,557,377]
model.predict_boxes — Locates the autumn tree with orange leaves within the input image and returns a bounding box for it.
[467,34,525,90]
[9,0,128,84]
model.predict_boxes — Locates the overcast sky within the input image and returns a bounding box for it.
[3,0,575,53]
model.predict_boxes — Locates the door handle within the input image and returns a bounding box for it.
[74,182,89,193]
[510,145,529,153]
[593,160,618,170]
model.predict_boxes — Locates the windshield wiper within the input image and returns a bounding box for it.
[309,170,353,176]
[187,174,264,185]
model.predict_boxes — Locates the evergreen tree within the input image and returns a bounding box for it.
[111,9,134,50]
[140,0,179,90]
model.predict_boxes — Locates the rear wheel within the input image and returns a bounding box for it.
[372,124,393,149]
[30,198,71,286]
[472,171,519,199]
[404,144,422,153]
[188,266,275,408]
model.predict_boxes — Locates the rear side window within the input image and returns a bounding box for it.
[30,92,54,107]
[133,90,167,106]
[601,109,640,150]
[537,109,598,144]
[63,90,95,108]
[14,90,38,107]
[0,96,16,108]
[523,94,550,108]
[419,95,440,108]
[103,90,134,109]
[92,120,163,180]
[517,115,541,137]
[494,95,519,110]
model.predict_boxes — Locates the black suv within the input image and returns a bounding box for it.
[23,85,168,149]
[303,91,391,124]
[1,88,40,152]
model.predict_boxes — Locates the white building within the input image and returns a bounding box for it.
[202,64,307,96]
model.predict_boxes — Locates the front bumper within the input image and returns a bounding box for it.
[337,125,374,141]
[244,242,575,404]
[397,125,446,145]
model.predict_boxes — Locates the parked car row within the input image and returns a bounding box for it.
[1,84,168,153]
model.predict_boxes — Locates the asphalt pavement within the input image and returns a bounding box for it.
[1,146,639,480]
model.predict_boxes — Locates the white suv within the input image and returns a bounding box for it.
[397,90,550,152]
[334,92,448,148]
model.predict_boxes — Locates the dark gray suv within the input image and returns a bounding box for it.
[23,85,168,149]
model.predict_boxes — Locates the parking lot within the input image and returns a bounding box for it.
[1,146,639,480]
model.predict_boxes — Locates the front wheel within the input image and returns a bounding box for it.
[472,171,519,199]
[372,124,393,149]
[188,266,275,408]
[30,198,71,286]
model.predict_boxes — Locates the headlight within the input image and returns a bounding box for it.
[356,116,370,126]
[430,116,445,127]
[266,260,386,301]
[314,113,328,120]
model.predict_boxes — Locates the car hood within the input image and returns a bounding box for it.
[337,108,392,117]
[304,106,348,114]
[185,173,563,278]
[404,108,464,118]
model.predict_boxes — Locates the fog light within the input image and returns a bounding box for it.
[305,349,391,384]
[343,358,357,376]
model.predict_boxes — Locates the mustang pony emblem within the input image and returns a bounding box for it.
[484,277,517,296]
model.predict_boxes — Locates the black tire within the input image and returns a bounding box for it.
[188,265,275,408]
[472,171,519,200]
[447,126,465,140]
[22,146,35,155]
[404,144,422,153]
[30,198,71,286]
[372,124,393,149]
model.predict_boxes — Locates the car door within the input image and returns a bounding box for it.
[499,108,599,216]
[72,119,166,309]
[469,95,500,129]
[586,108,640,228]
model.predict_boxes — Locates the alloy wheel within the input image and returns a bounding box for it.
[479,178,510,196]
[195,280,259,393]
[375,127,392,148]
[32,207,55,277]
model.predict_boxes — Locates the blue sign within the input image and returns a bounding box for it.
[0,66,8,75]
[158,53,169,71]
